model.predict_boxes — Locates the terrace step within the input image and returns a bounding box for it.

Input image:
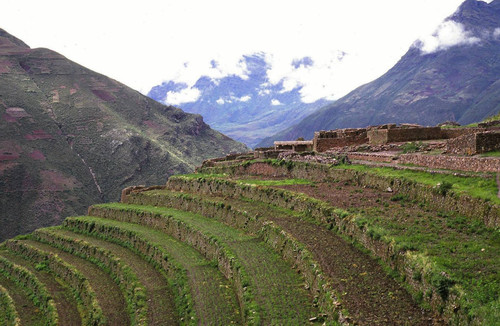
[46,227,179,326]
[0,274,44,326]
[0,284,20,326]
[30,227,152,325]
[88,203,317,325]
[128,186,435,325]
[0,248,80,325]
[165,174,500,325]
[63,216,242,325]
[12,239,128,325]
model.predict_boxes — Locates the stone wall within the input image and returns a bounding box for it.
[198,161,499,228]
[346,152,396,163]
[274,141,313,152]
[313,128,368,152]
[398,154,500,172]
[446,131,500,155]
[446,134,477,155]
[367,127,443,145]
[477,132,500,153]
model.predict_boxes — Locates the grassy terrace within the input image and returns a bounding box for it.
[172,170,500,324]
[46,227,178,325]
[0,248,80,325]
[15,239,128,325]
[128,186,433,324]
[331,164,500,205]
[64,216,242,325]
[90,202,317,325]
[0,274,45,326]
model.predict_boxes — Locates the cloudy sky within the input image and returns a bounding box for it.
[1,0,478,104]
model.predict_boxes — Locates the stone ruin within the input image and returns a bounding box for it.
[273,122,500,156]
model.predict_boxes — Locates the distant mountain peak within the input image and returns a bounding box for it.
[148,54,332,147]
[260,0,500,146]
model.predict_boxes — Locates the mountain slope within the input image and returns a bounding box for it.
[258,0,500,146]
[148,54,332,147]
[0,29,247,241]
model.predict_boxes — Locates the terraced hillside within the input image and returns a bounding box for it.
[0,158,498,325]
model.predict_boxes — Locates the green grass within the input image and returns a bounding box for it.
[65,216,241,326]
[93,203,316,324]
[481,151,500,157]
[177,173,500,323]
[235,178,314,186]
[332,164,499,204]
[0,284,20,326]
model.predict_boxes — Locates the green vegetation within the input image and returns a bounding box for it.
[31,228,148,326]
[91,202,316,325]
[64,216,241,325]
[332,164,499,204]
[0,255,58,325]
[401,141,424,153]
[168,171,499,324]
[481,150,500,157]
[0,284,20,326]
[3,240,105,325]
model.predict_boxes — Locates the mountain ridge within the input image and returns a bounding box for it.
[148,54,333,147]
[257,0,500,146]
[0,28,247,241]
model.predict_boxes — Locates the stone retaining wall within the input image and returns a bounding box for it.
[198,161,499,228]
[399,154,500,173]
[347,152,396,163]
[165,176,467,324]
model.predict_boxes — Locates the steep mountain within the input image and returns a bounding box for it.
[148,54,332,147]
[0,28,247,241]
[258,0,500,146]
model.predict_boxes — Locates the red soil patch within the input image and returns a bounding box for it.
[0,59,14,73]
[6,107,30,118]
[29,150,46,161]
[2,107,31,123]
[0,162,19,174]
[2,113,16,123]
[92,89,115,102]
[0,141,22,161]
[40,170,80,191]
[24,129,53,140]
[143,120,166,133]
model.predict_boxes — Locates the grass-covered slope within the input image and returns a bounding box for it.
[0,155,498,324]
[193,159,499,324]
[0,28,247,241]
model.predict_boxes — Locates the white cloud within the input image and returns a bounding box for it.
[239,95,251,102]
[417,20,480,54]
[258,88,271,96]
[271,99,282,106]
[494,28,500,38]
[0,0,466,102]
[165,87,201,105]
[216,98,225,105]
